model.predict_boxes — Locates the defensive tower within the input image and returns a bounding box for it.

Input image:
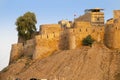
[75,8,104,26]
[10,8,120,64]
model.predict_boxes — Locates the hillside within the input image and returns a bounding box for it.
[1,43,120,80]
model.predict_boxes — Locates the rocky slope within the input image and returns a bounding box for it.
[1,43,120,80]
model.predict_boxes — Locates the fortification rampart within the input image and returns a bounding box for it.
[104,10,120,49]
[59,24,104,49]
[10,9,120,63]
[9,21,105,63]
[23,39,35,57]
[74,21,91,28]
[114,10,120,19]
[9,32,61,62]
[39,24,61,34]
[76,27,104,47]
[33,32,60,59]
[9,43,23,64]
[105,18,120,49]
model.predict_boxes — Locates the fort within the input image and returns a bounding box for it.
[9,8,120,64]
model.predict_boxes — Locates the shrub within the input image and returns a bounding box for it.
[82,35,95,46]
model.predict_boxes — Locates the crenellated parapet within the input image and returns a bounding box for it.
[33,33,60,59]
[10,21,105,63]
[104,10,120,49]
[39,24,61,34]
[9,9,120,64]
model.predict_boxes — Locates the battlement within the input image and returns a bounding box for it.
[39,24,61,34]
[10,22,105,62]
[9,9,120,64]
[34,32,60,41]
[104,10,120,49]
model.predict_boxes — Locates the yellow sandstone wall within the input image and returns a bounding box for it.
[105,19,120,49]
[104,10,120,49]
[39,24,61,34]
[23,39,35,57]
[114,10,120,19]
[73,22,104,48]
[104,24,113,48]
[59,22,104,49]
[9,43,23,64]
[33,32,60,60]
[10,21,105,62]
[10,10,120,63]
[74,21,91,28]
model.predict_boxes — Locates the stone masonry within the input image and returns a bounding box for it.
[9,8,120,64]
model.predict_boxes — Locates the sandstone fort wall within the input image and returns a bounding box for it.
[23,39,35,57]
[39,24,61,34]
[105,18,120,49]
[59,23,104,49]
[9,43,23,64]
[74,21,91,28]
[114,10,120,19]
[73,22,104,47]
[9,10,120,63]
[104,10,120,49]
[33,32,60,59]
[9,22,105,62]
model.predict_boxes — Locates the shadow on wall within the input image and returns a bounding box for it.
[59,29,76,50]
[59,30,70,50]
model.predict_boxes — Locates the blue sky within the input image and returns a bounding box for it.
[0,0,120,70]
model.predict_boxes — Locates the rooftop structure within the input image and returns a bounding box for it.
[85,8,104,13]
[75,8,104,26]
